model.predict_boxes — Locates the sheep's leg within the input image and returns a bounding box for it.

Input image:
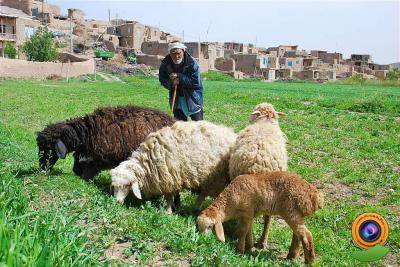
[245,218,254,252]
[256,215,271,249]
[286,232,301,260]
[173,193,181,209]
[237,217,252,254]
[193,194,206,215]
[81,165,100,181]
[165,194,174,214]
[291,224,315,265]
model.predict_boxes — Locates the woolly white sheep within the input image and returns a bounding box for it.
[197,171,324,265]
[111,120,237,213]
[229,102,288,248]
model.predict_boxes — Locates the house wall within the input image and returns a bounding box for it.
[141,41,169,56]
[114,22,146,51]
[15,17,39,46]
[279,57,303,71]
[262,69,276,81]
[136,54,164,68]
[275,68,292,79]
[0,57,95,79]
[215,57,235,72]
[144,26,162,42]
[267,56,279,68]
[350,54,372,63]
[1,0,32,16]
[231,54,257,75]
[373,70,388,79]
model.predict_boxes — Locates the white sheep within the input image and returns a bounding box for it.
[197,171,324,265]
[111,120,237,213]
[229,102,288,248]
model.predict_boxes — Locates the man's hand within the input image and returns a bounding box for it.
[169,73,178,80]
[172,78,179,86]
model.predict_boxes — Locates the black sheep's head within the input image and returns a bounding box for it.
[37,123,81,171]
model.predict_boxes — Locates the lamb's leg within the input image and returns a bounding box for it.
[245,218,254,252]
[237,217,252,254]
[193,194,206,215]
[291,224,315,265]
[165,194,174,214]
[256,215,271,249]
[286,232,301,260]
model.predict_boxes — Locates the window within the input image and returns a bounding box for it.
[24,26,35,38]
[0,25,5,34]
[288,61,293,67]
[31,7,39,17]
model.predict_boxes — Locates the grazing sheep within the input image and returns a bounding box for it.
[228,102,288,248]
[197,171,323,265]
[37,105,175,180]
[111,120,237,213]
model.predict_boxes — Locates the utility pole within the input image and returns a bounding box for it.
[108,9,111,22]
[41,0,44,25]
[182,30,184,42]
[70,13,73,53]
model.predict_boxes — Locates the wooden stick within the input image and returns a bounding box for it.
[171,83,177,115]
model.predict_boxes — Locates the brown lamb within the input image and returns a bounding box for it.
[197,171,324,265]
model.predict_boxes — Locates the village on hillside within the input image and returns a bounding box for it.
[0,0,397,81]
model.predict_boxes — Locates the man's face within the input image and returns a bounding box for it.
[170,48,184,64]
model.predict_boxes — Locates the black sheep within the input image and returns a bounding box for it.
[37,105,175,180]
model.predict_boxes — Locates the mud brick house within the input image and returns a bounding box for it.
[0,6,39,57]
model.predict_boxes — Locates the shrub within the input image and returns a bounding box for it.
[346,73,367,85]
[386,69,400,81]
[4,41,17,59]
[21,27,58,62]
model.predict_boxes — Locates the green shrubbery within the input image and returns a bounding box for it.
[21,27,58,62]
[4,41,17,59]
[386,69,400,81]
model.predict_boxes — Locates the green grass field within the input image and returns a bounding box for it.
[0,76,399,266]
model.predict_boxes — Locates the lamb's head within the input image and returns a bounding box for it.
[197,212,225,242]
[37,122,81,171]
[250,102,286,123]
[111,164,142,204]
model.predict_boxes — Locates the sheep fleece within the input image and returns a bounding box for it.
[229,119,288,180]
[112,120,237,198]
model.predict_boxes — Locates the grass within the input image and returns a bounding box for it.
[0,77,399,266]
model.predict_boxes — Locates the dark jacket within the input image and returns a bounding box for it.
[159,51,203,114]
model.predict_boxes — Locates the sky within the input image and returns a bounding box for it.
[48,0,399,64]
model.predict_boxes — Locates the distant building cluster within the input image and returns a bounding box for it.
[0,0,395,81]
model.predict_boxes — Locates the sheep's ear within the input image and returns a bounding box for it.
[277,112,287,117]
[214,222,225,242]
[55,139,67,159]
[131,181,142,199]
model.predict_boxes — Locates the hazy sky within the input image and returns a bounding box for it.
[48,0,399,64]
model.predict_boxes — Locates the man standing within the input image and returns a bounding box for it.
[159,41,203,121]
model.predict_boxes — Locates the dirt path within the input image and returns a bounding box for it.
[96,72,123,82]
